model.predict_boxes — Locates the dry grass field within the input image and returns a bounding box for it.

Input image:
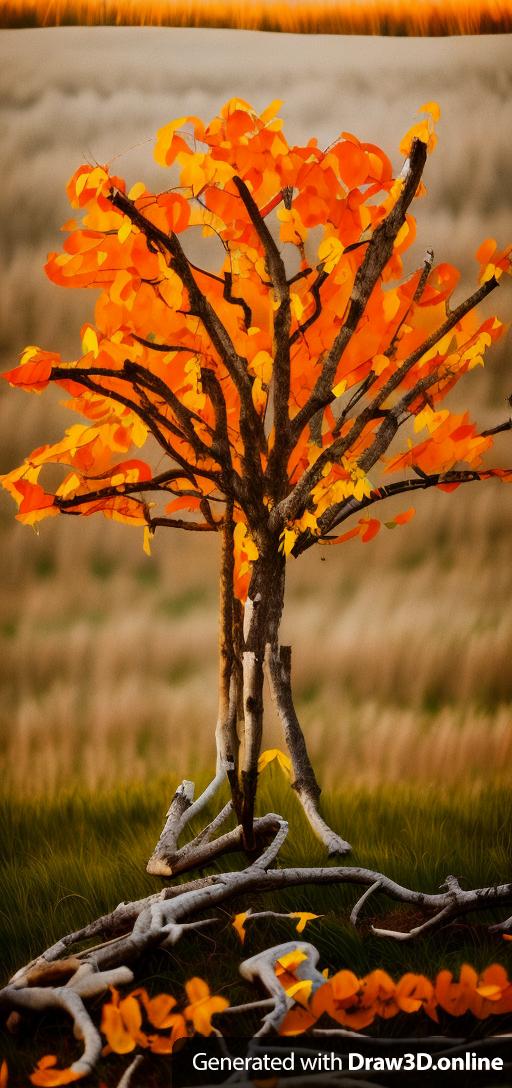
[2,0,512,35]
[0,28,511,797]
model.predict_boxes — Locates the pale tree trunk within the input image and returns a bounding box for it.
[148,530,350,872]
[267,645,351,854]
[240,542,286,848]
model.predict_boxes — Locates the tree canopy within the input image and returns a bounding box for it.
[2,98,511,605]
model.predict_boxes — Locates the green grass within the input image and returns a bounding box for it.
[1,776,511,1082]
[1,774,510,986]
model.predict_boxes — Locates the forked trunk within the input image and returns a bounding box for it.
[147,528,350,874]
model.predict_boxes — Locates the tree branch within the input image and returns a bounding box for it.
[223,270,252,331]
[232,176,292,488]
[271,273,500,531]
[50,365,224,487]
[109,188,252,400]
[289,138,428,441]
[294,466,512,553]
[289,268,328,346]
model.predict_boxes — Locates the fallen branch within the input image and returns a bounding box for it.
[4,817,511,991]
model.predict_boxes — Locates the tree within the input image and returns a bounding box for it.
[2,98,512,1084]
[2,98,511,872]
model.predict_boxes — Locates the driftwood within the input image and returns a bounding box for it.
[1,814,511,1083]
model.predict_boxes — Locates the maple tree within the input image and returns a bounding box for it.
[2,97,511,866]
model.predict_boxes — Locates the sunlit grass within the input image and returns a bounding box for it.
[1,0,511,34]
[1,477,511,796]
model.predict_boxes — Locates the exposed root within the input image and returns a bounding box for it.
[240,941,325,1035]
[147,773,229,875]
[3,814,511,1084]
[0,964,133,1078]
[147,640,351,882]
[116,1054,143,1088]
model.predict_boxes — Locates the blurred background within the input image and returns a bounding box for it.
[0,28,511,796]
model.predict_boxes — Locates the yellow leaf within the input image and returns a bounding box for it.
[20,345,39,366]
[279,527,298,557]
[372,354,389,376]
[117,217,132,244]
[419,101,441,122]
[249,350,273,385]
[258,748,293,777]
[81,326,99,358]
[332,378,347,398]
[285,979,313,1007]
[260,100,283,125]
[128,181,146,201]
[317,236,344,273]
[413,406,449,434]
[481,262,498,284]
[143,526,152,556]
[289,912,321,934]
[275,949,308,974]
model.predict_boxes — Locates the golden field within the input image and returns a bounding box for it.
[0,28,511,796]
[1,0,511,35]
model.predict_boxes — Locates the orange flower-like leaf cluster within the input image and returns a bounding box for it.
[29,979,228,1086]
[277,960,512,1035]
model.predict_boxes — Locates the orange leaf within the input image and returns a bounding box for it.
[279,1005,317,1036]
[3,357,53,393]
[142,992,178,1029]
[232,911,250,944]
[184,978,229,1036]
[360,518,380,543]
[395,973,434,1014]
[30,1057,83,1087]
[16,481,57,526]
[100,1003,137,1054]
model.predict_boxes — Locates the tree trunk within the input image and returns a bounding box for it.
[147,530,349,871]
[240,540,286,849]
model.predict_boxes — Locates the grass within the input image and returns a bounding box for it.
[2,490,511,795]
[2,0,511,36]
[1,775,511,1081]
[1,773,510,986]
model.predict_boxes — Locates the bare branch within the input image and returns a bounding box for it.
[148,517,217,532]
[109,188,252,399]
[482,417,512,438]
[350,880,383,927]
[290,138,428,441]
[232,176,292,482]
[289,268,328,346]
[294,466,512,553]
[132,334,196,353]
[50,365,223,487]
[223,270,252,331]
[271,273,501,531]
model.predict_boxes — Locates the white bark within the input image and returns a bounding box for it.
[267,645,351,854]
[3,814,511,1083]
